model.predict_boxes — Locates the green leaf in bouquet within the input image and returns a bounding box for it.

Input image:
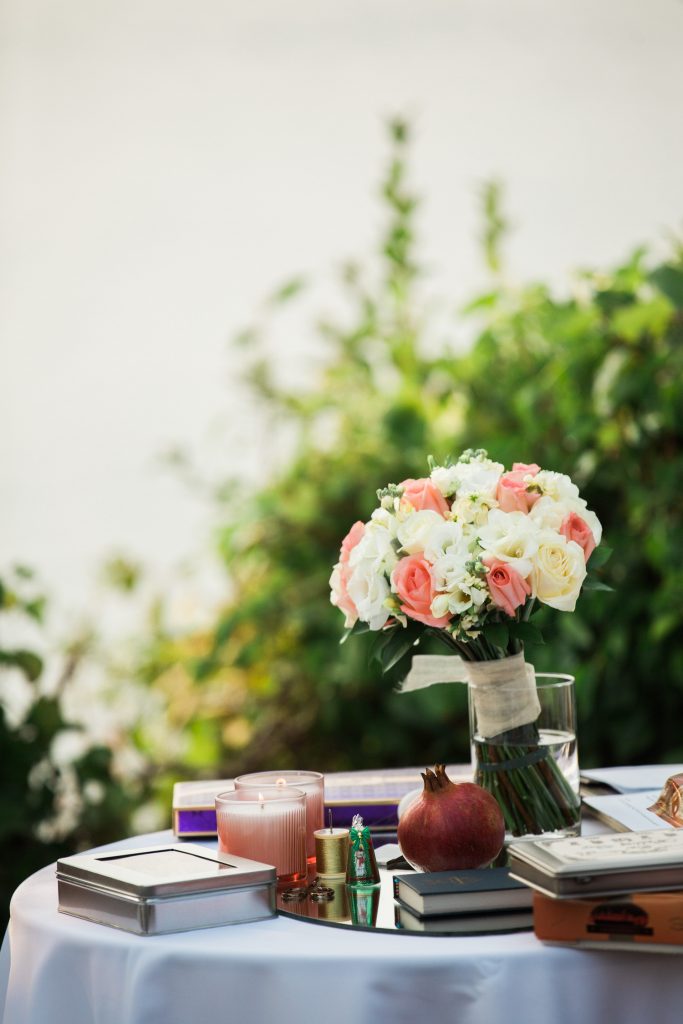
[339,619,371,645]
[370,629,395,664]
[379,623,421,672]
[588,544,612,569]
[582,577,614,592]
[483,621,509,651]
[509,620,545,646]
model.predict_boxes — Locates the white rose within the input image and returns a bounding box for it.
[346,562,391,631]
[476,509,539,577]
[532,534,587,612]
[396,510,445,556]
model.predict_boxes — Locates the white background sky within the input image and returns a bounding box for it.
[2,0,683,624]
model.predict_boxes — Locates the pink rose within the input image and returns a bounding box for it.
[484,557,531,617]
[331,521,365,624]
[560,512,596,563]
[392,555,452,628]
[496,463,541,514]
[400,478,450,517]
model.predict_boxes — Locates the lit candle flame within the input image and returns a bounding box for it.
[259,791,265,809]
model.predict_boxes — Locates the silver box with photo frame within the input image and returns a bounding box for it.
[57,843,277,935]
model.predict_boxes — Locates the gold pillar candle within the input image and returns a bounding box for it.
[314,826,350,876]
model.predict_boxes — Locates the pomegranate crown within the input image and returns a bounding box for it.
[420,764,455,792]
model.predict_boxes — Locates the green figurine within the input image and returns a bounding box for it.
[346,814,380,886]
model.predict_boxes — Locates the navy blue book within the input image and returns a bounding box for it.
[393,867,533,918]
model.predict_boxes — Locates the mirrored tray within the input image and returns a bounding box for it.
[276,866,533,937]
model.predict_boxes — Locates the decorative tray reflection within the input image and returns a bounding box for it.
[276,866,533,937]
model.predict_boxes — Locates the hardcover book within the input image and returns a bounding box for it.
[392,867,533,918]
[533,889,683,953]
[508,829,683,898]
[395,902,533,934]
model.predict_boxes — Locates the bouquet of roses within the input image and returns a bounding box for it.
[330,448,609,836]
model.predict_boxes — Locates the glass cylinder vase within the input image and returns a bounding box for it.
[468,672,581,840]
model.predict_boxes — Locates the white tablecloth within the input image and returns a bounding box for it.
[1,829,680,1024]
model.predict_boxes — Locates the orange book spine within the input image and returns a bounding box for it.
[533,891,683,946]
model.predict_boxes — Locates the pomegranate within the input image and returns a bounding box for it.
[397,764,505,871]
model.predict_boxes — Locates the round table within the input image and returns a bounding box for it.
[1,829,680,1024]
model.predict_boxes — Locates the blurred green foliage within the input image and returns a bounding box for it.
[135,120,683,786]
[3,122,683,914]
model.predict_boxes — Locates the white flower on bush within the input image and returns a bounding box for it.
[396,509,445,555]
[477,509,539,577]
[532,532,587,611]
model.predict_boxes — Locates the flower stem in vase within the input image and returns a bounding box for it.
[473,725,580,837]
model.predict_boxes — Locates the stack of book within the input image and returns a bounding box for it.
[392,867,534,934]
[508,829,683,953]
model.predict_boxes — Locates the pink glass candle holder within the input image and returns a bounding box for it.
[215,786,307,883]
[234,770,324,861]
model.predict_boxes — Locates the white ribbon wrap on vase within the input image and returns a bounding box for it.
[399,651,541,739]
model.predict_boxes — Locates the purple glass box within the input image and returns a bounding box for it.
[172,766,470,839]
